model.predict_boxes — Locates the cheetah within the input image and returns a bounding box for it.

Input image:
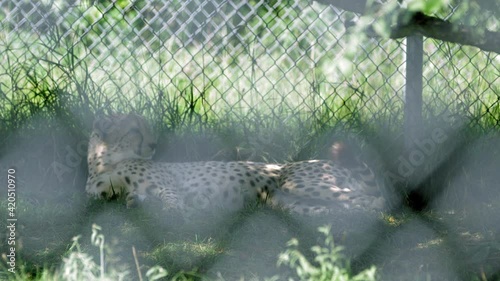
[85,113,282,215]
[85,113,386,216]
[276,160,385,214]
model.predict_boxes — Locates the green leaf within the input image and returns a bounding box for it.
[408,0,449,13]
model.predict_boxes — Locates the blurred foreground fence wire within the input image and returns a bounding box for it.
[0,2,500,280]
[0,0,498,131]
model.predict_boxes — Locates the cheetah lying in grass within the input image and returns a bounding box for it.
[85,113,385,216]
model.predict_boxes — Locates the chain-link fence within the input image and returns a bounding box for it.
[1,0,498,134]
[1,1,500,280]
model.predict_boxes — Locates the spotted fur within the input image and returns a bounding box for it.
[85,113,386,216]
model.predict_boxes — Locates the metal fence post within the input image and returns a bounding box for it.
[404,35,423,150]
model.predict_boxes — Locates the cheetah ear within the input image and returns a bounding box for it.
[93,114,114,137]
[330,141,359,168]
[125,113,149,128]
[124,113,157,141]
[119,113,140,128]
[124,112,139,121]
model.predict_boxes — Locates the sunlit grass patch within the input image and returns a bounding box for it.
[145,239,223,275]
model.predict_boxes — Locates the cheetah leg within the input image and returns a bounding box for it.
[125,192,147,208]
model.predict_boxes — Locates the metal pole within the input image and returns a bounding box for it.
[404,35,423,150]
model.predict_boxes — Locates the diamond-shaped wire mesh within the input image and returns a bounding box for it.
[0,0,498,130]
[0,2,499,280]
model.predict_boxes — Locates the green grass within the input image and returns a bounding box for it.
[1,23,498,134]
[0,218,381,280]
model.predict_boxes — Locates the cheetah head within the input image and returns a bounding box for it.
[89,113,157,163]
[86,113,157,198]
